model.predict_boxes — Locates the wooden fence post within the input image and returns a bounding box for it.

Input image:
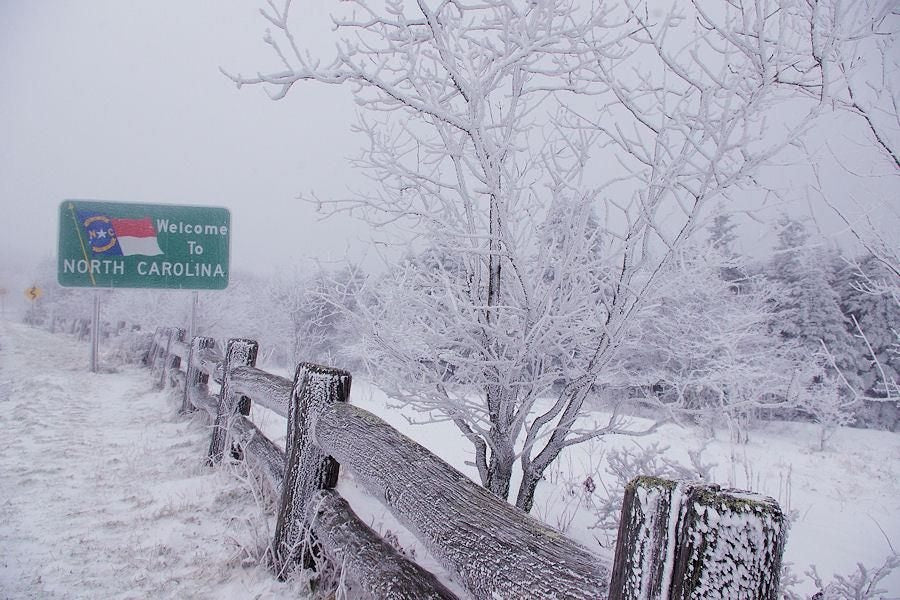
[207,338,258,465]
[669,487,786,600]
[148,327,163,370]
[609,477,689,600]
[609,477,786,600]
[155,327,172,379]
[159,327,185,389]
[272,363,351,577]
[146,328,157,367]
[181,336,216,414]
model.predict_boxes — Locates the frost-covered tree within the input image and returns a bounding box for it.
[835,256,900,396]
[227,0,880,510]
[186,271,296,364]
[786,0,899,171]
[707,211,746,288]
[709,213,738,259]
[617,244,798,442]
[832,255,900,429]
[791,1,900,414]
[789,352,855,450]
[265,264,368,368]
[766,218,858,380]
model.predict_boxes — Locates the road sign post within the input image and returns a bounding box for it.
[189,290,199,340]
[90,291,100,373]
[24,285,42,324]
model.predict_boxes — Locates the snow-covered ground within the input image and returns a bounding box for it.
[0,322,310,599]
[336,385,900,598]
[3,321,899,598]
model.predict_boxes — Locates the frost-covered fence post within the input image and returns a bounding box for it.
[181,336,216,415]
[609,477,786,600]
[159,327,185,389]
[147,328,161,369]
[272,363,351,577]
[609,477,699,600]
[150,327,168,373]
[77,319,91,341]
[207,338,258,465]
[155,327,172,377]
[669,486,786,600]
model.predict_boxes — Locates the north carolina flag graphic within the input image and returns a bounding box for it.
[76,210,163,256]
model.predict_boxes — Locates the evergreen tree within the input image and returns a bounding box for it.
[618,242,798,442]
[709,212,738,257]
[832,254,900,429]
[707,211,745,287]
[766,217,857,384]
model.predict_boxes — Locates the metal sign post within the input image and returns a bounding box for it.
[189,291,199,340]
[90,291,100,373]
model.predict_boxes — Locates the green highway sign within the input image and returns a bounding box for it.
[58,200,230,290]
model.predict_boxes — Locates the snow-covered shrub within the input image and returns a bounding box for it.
[103,330,153,365]
[788,355,857,451]
[805,554,900,600]
[589,441,715,548]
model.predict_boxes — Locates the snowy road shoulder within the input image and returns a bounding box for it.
[0,322,306,599]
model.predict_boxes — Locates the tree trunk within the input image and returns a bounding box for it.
[485,446,514,501]
[482,381,517,502]
[515,380,595,512]
[515,469,541,513]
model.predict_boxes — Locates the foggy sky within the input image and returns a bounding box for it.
[2,1,897,313]
[1,1,368,303]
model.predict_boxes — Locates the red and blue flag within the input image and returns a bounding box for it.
[76,210,163,256]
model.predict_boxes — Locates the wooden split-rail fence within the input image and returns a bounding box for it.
[37,315,138,340]
[142,325,787,599]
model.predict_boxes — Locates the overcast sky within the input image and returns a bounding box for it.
[1,1,370,304]
[2,1,897,312]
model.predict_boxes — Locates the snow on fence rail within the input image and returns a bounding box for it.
[141,326,788,599]
[36,315,136,340]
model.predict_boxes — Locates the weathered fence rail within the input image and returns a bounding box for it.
[37,315,136,339]
[135,326,788,599]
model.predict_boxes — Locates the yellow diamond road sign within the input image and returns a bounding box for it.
[26,286,42,301]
